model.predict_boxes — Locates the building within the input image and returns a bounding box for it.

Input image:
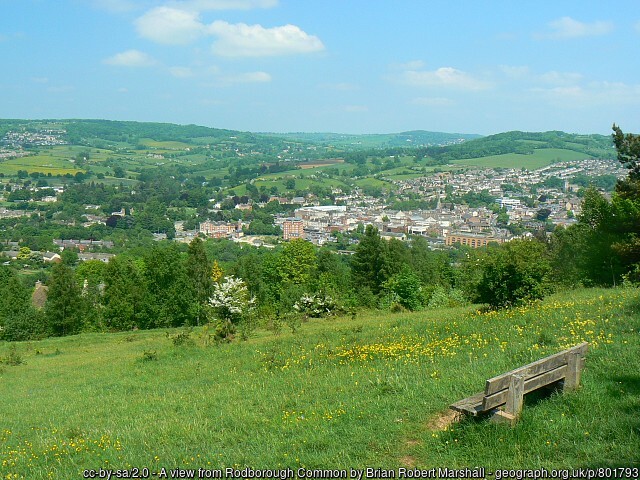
[199,220,238,239]
[282,218,304,240]
[445,233,503,248]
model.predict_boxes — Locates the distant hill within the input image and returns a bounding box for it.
[270,130,482,149]
[418,130,616,163]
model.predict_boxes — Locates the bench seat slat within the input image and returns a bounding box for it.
[450,391,485,416]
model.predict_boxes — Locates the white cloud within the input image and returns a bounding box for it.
[135,7,206,45]
[169,66,195,78]
[499,65,530,79]
[635,21,640,33]
[411,97,454,107]
[393,60,426,71]
[536,17,613,39]
[228,71,271,83]
[531,81,640,107]
[537,71,583,86]
[31,77,49,84]
[172,0,277,10]
[210,71,272,86]
[209,21,324,57]
[400,66,491,91]
[104,49,157,67]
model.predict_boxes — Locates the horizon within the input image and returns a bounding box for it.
[1,117,620,139]
[2,1,640,136]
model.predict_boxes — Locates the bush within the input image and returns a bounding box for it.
[382,267,425,311]
[427,286,468,309]
[293,293,341,318]
[209,276,255,324]
[477,239,553,308]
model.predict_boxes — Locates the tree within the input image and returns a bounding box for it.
[45,263,84,336]
[382,266,424,311]
[0,267,43,341]
[113,165,126,178]
[351,225,386,295]
[103,257,150,330]
[143,244,197,328]
[477,239,553,308]
[186,237,213,325]
[612,124,640,181]
[277,239,317,286]
[209,276,254,324]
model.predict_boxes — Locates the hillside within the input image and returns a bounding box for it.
[0,120,621,196]
[1,287,638,476]
[419,130,616,164]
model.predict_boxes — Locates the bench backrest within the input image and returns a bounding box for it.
[481,342,588,412]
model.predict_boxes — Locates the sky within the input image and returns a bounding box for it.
[2,0,640,135]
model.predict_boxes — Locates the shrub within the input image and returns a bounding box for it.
[477,239,553,308]
[427,286,468,309]
[3,345,23,366]
[382,267,425,311]
[293,293,340,318]
[208,276,255,324]
[167,329,194,347]
[204,319,236,344]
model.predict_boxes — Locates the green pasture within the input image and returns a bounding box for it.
[139,139,193,150]
[451,149,593,170]
[0,287,638,477]
[354,177,394,189]
[0,155,80,175]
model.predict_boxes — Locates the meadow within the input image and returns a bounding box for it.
[451,149,593,170]
[0,287,638,478]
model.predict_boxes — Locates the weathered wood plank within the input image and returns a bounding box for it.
[484,342,588,395]
[504,374,525,418]
[563,352,584,391]
[450,391,484,415]
[482,364,567,411]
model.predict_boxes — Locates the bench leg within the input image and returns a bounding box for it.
[491,374,525,426]
[563,352,582,392]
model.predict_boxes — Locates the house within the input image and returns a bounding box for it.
[78,253,115,263]
[31,281,48,309]
[42,252,62,263]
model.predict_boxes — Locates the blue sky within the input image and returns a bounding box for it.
[2,0,640,135]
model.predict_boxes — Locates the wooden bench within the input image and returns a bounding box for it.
[450,342,588,425]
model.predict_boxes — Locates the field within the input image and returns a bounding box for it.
[0,287,638,477]
[451,149,593,170]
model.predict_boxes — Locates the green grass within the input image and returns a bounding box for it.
[0,288,638,477]
[0,151,81,175]
[451,148,593,170]
[139,138,193,150]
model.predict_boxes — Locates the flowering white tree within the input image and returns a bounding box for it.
[208,276,255,324]
[293,293,339,318]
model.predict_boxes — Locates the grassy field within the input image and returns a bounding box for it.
[139,139,193,150]
[0,287,638,477]
[451,149,593,170]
